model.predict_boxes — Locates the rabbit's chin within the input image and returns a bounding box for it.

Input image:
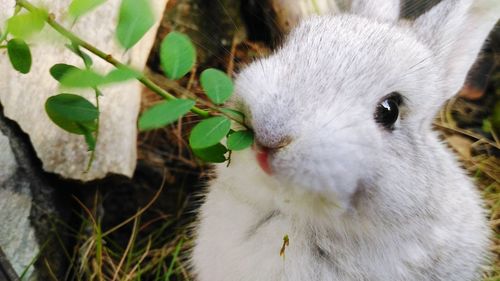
[217,148,360,218]
[271,174,363,217]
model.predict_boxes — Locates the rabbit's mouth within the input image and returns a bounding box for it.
[252,137,293,175]
[254,144,273,175]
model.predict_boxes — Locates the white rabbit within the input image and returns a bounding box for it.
[192,0,499,280]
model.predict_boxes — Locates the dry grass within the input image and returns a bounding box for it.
[52,186,194,281]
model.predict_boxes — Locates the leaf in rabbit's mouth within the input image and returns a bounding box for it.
[255,146,272,175]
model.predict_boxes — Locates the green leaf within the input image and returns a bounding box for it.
[69,0,106,18]
[103,67,141,83]
[482,119,492,134]
[200,69,234,104]
[139,99,195,131]
[80,125,96,151]
[50,64,80,81]
[116,0,155,49]
[7,39,32,74]
[160,32,196,80]
[192,143,228,163]
[45,94,99,135]
[220,108,245,123]
[55,67,138,88]
[6,9,46,38]
[59,68,104,88]
[189,116,231,149]
[227,130,254,151]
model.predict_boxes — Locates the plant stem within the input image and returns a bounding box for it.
[85,87,101,172]
[16,0,212,119]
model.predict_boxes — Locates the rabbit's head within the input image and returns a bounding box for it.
[230,0,499,212]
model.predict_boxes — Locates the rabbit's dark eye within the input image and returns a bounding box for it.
[375,93,402,130]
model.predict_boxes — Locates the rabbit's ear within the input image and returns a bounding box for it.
[412,0,499,99]
[350,0,400,22]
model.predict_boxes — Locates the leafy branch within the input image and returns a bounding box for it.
[2,0,254,165]
[16,0,211,117]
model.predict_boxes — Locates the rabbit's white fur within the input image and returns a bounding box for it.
[192,0,499,280]
[351,0,400,21]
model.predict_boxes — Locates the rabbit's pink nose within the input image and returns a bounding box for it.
[255,146,272,175]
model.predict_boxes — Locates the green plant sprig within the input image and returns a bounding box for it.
[8,0,254,165]
[15,0,213,119]
[16,0,250,129]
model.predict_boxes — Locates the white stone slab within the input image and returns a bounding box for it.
[0,0,167,181]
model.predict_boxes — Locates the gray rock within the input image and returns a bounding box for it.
[0,107,71,281]
[0,189,38,280]
[0,129,16,183]
[0,129,38,280]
